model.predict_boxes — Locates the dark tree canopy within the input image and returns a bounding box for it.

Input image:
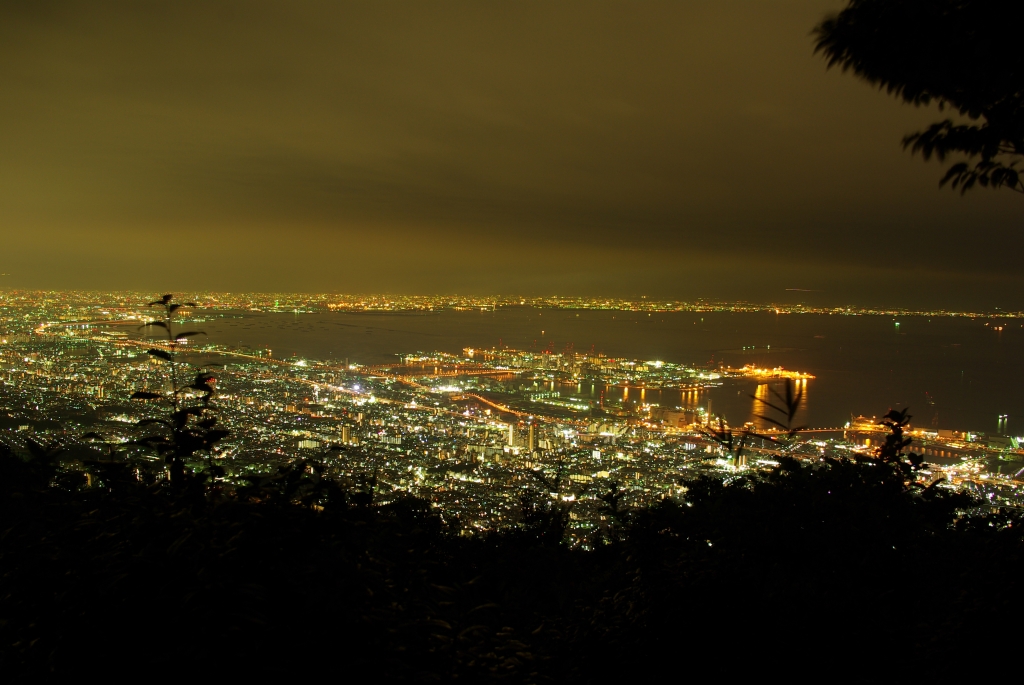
[815,0,1024,194]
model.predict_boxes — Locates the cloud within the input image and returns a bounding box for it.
[0,1,1019,305]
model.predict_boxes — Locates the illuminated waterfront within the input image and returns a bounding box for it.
[194,307,1021,434]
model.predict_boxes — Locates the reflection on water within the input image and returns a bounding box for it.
[749,379,811,430]
[554,378,813,430]
[752,383,770,429]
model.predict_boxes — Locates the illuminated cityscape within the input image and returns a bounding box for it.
[4,2,1024,679]
[3,290,1021,545]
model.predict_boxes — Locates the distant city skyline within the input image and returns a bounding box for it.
[2,288,1023,318]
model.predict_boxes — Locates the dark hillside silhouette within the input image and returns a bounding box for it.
[4,329,1024,681]
[4,434,1023,681]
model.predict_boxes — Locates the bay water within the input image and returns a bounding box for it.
[196,309,1023,435]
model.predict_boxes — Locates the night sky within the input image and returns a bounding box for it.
[1,1,1020,308]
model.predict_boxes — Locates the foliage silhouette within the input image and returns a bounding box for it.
[815,0,1024,194]
[751,378,807,436]
[3,398,1022,681]
[517,455,575,545]
[700,378,806,466]
[860,405,937,485]
[128,294,227,486]
[700,417,752,465]
[0,438,63,494]
[597,480,627,519]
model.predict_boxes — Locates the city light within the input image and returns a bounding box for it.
[2,289,1021,538]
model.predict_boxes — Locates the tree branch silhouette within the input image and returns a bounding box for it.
[815,0,1024,195]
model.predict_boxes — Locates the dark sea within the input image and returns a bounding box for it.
[196,309,1023,435]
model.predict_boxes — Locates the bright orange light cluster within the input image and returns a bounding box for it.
[734,365,815,380]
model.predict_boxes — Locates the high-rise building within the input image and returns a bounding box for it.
[508,423,516,447]
[341,425,351,444]
[528,423,536,452]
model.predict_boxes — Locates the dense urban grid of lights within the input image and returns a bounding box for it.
[2,290,1021,545]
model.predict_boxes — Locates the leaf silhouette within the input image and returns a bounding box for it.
[147,349,172,362]
[131,391,163,400]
